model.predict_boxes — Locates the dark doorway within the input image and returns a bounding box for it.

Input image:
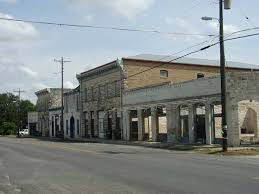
[51,119,54,137]
[70,116,75,139]
[131,121,138,140]
[107,112,112,139]
[196,115,206,143]
[29,123,37,136]
[90,111,95,137]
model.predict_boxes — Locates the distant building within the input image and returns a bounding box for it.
[49,107,61,138]
[28,88,71,137]
[63,86,81,139]
[28,112,39,136]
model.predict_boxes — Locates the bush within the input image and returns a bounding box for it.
[0,122,16,135]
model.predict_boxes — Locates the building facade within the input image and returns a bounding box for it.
[77,54,258,142]
[77,61,122,140]
[64,87,81,139]
[123,72,259,146]
[28,112,39,136]
[28,88,71,137]
[49,107,61,138]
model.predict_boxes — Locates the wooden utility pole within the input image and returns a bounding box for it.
[54,57,71,139]
[13,89,26,137]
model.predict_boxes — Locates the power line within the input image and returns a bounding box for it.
[0,17,216,37]
[84,31,259,92]
[54,57,71,140]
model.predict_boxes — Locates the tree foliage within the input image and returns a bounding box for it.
[0,122,16,135]
[0,93,36,134]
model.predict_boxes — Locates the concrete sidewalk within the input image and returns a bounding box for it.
[21,136,259,152]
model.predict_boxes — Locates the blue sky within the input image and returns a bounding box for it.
[0,0,259,102]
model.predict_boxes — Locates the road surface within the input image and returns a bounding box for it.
[0,137,258,194]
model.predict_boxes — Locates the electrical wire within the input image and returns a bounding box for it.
[81,31,259,93]
[0,17,215,37]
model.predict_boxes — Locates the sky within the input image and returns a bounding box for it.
[0,0,259,103]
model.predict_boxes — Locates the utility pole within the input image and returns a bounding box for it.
[220,0,231,152]
[54,57,71,139]
[13,89,26,138]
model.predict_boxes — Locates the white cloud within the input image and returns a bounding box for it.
[0,12,38,42]
[67,0,155,19]
[32,83,50,90]
[207,21,240,34]
[0,0,16,4]
[84,15,94,23]
[64,81,75,89]
[163,17,204,41]
[19,66,38,78]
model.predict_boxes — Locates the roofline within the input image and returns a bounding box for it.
[77,60,118,80]
[35,88,72,96]
[64,86,80,96]
[122,58,259,71]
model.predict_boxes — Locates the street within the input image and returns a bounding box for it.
[0,137,258,194]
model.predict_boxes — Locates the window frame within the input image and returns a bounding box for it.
[160,70,169,78]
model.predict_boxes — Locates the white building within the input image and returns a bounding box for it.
[28,112,39,136]
[64,86,81,139]
[49,107,62,138]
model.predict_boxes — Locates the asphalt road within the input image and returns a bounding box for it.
[0,137,258,194]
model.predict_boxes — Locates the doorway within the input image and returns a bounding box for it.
[70,116,75,138]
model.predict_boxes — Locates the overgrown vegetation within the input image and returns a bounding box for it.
[0,93,35,135]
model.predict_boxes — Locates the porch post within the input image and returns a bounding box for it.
[137,108,144,141]
[166,105,179,143]
[151,107,158,142]
[205,104,213,145]
[123,109,131,141]
[188,104,195,144]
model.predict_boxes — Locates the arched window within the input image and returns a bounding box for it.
[160,70,168,78]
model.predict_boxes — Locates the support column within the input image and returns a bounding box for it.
[256,107,259,138]
[103,110,109,139]
[227,102,240,146]
[94,111,98,138]
[123,109,131,141]
[151,107,158,142]
[205,104,213,145]
[112,111,117,140]
[137,109,144,141]
[166,105,179,143]
[188,104,195,144]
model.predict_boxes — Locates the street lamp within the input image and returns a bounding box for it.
[202,0,231,152]
[201,16,219,22]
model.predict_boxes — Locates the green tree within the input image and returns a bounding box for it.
[0,93,36,131]
[20,100,36,128]
[0,122,16,135]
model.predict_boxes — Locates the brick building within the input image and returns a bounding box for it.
[77,54,259,142]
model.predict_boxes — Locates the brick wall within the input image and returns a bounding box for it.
[123,59,252,89]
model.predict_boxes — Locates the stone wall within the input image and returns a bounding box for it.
[123,76,221,107]
[226,72,259,146]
